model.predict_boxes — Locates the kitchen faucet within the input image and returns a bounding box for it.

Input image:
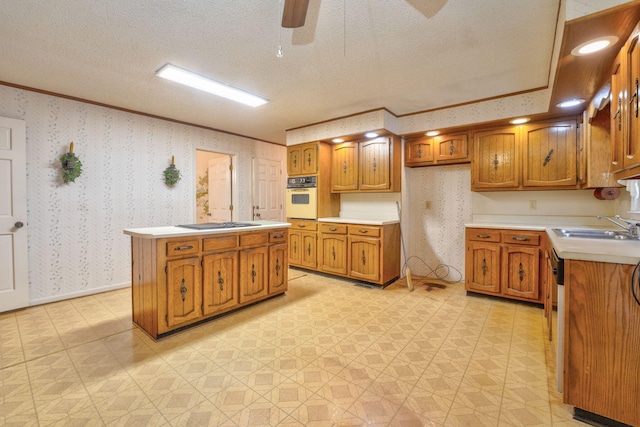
[597,215,640,238]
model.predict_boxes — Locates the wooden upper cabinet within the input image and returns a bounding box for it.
[472,126,520,190]
[331,142,359,191]
[611,46,627,173]
[287,142,318,176]
[626,35,640,170]
[359,138,391,191]
[522,121,577,187]
[405,137,434,166]
[405,133,469,167]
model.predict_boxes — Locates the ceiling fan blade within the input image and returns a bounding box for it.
[281,0,310,28]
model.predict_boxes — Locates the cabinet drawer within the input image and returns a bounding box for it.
[166,239,200,256]
[348,225,381,237]
[320,223,347,234]
[501,232,540,246]
[289,220,318,231]
[203,235,238,252]
[467,229,500,242]
[269,230,288,243]
[240,232,268,247]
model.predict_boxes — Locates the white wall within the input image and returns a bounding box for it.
[0,85,285,305]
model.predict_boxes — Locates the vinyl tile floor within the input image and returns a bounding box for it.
[0,269,588,426]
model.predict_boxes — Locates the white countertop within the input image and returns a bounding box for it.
[124,220,290,239]
[318,217,399,225]
[466,222,640,265]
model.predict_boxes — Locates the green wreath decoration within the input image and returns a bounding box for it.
[163,164,181,186]
[60,152,83,183]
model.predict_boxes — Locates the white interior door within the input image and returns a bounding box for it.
[208,156,232,222]
[253,158,283,221]
[0,117,28,312]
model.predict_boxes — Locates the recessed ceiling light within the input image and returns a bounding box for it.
[510,118,530,125]
[365,132,379,138]
[332,138,344,143]
[156,64,269,107]
[425,131,439,137]
[556,98,585,108]
[571,36,618,56]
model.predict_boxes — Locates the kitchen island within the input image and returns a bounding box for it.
[124,221,290,339]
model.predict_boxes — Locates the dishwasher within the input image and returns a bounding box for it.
[551,248,564,393]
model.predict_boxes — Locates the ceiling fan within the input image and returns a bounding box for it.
[281,0,310,28]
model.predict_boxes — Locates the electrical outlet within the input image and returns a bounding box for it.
[529,200,537,210]
[425,200,431,209]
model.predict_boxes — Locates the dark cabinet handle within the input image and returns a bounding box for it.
[493,154,499,170]
[307,243,311,256]
[180,279,187,301]
[275,259,280,276]
[293,155,297,168]
[476,234,492,239]
[343,160,347,174]
[512,237,531,242]
[518,263,525,282]
[417,147,422,158]
[251,264,256,283]
[481,258,488,276]
[307,153,312,167]
[272,234,284,239]
[14,221,24,228]
[298,224,306,228]
[332,246,336,260]
[449,141,454,155]
[358,229,369,234]
[361,250,366,265]
[372,157,377,171]
[293,242,297,253]
[175,245,194,251]
[543,149,554,167]
[217,271,224,291]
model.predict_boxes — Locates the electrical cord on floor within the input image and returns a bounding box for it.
[401,255,463,289]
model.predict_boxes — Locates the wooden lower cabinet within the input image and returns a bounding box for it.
[465,228,544,304]
[129,228,288,339]
[290,220,400,286]
[564,260,640,426]
[288,219,317,269]
[202,251,238,316]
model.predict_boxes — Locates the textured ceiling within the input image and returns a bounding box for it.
[0,0,560,144]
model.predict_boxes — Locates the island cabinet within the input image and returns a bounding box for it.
[129,227,288,339]
[465,228,545,304]
[330,136,401,193]
[472,119,578,191]
[405,133,470,167]
[564,259,640,426]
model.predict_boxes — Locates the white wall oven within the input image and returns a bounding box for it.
[286,176,317,219]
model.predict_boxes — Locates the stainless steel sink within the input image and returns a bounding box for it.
[551,228,634,240]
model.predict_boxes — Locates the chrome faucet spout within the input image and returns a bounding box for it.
[597,215,640,238]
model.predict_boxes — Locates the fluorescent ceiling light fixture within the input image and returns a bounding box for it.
[571,36,618,56]
[156,64,268,107]
[510,118,530,124]
[332,138,344,143]
[556,98,585,108]
[425,131,439,137]
[365,132,379,138]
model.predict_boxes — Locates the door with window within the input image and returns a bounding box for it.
[0,117,28,312]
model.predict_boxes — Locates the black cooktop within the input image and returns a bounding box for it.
[177,222,259,230]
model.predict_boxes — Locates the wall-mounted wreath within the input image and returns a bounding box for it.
[60,142,83,183]
[163,156,181,186]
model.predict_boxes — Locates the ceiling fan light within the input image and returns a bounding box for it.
[156,64,269,107]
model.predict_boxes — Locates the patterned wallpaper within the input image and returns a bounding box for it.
[0,85,285,305]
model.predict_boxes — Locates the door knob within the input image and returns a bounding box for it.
[15,221,24,228]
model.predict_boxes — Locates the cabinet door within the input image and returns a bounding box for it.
[472,127,520,189]
[202,251,238,316]
[465,242,500,294]
[301,143,318,175]
[502,246,539,301]
[331,142,359,191]
[166,257,202,327]
[522,121,577,188]
[405,137,434,166]
[434,133,469,163]
[359,138,391,191]
[319,234,348,275]
[269,244,288,294]
[301,232,317,269]
[288,230,302,266]
[287,146,302,176]
[349,237,380,282]
[626,35,640,169]
[611,47,627,173]
[239,247,268,304]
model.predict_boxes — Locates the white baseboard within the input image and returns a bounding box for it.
[29,282,131,307]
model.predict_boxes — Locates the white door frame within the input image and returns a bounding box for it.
[0,117,29,312]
